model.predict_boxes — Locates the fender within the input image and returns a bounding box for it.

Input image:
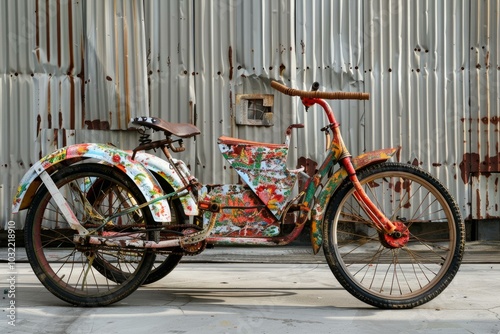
[310,147,399,254]
[133,152,198,216]
[12,143,172,222]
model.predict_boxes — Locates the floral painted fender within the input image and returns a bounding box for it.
[12,143,172,222]
[133,152,198,216]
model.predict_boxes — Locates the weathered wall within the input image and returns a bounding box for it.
[1,0,498,232]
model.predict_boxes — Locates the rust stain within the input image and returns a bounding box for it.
[53,129,58,145]
[114,0,121,129]
[46,0,50,62]
[124,5,132,127]
[85,120,110,130]
[459,152,500,183]
[67,0,74,74]
[69,76,75,129]
[279,63,286,76]
[476,188,482,219]
[297,157,318,177]
[481,116,500,125]
[297,157,318,191]
[36,114,41,137]
[228,90,234,137]
[58,80,62,128]
[62,129,67,147]
[228,46,233,81]
[56,0,61,67]
[395,145,402,162]
[79,33,85,129]
[47,82,51,128]
[390,180,411,193]
[35,1,40,62]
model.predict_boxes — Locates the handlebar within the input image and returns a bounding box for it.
[271,81,370,100]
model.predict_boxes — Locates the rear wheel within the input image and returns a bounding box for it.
[323,162,465,309]
[24,163,156,306]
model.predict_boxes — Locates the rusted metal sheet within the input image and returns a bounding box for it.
[143,0,198,181]
[84,0,149,130]
[232,0,298,158]
[363,1,472,217]
[192,0,237,185]
[1,1,36,228]
[32,0,84,131]
[472,174,500,220]
[466,0,500,219]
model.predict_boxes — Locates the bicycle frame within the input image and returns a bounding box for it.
[12,82,399,254]
[14,80,465,310]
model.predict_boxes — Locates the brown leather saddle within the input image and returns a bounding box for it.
[130,117,200,138]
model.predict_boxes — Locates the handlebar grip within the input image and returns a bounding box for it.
[271,81,370,100]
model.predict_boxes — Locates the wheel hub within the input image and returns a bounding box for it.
[380,221,409,248]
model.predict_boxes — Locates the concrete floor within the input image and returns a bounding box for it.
[1,244,499,334]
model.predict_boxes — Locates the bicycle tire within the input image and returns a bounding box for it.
[323,162,465,309]
[24,163,156,306]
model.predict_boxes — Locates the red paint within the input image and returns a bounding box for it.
[380,221,410,248]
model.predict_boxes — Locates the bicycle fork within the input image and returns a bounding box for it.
[303,97,404,246]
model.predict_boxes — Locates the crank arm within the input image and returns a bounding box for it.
[35,163,89,236]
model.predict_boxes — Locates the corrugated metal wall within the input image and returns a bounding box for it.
[468,0,500,220]
[364,1,471,216]
[1,0,499,230]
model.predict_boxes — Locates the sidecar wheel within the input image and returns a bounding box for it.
[24,163,156,306]
[322,162,465,309]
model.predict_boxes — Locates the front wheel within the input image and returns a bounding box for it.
[323,162,465,309]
